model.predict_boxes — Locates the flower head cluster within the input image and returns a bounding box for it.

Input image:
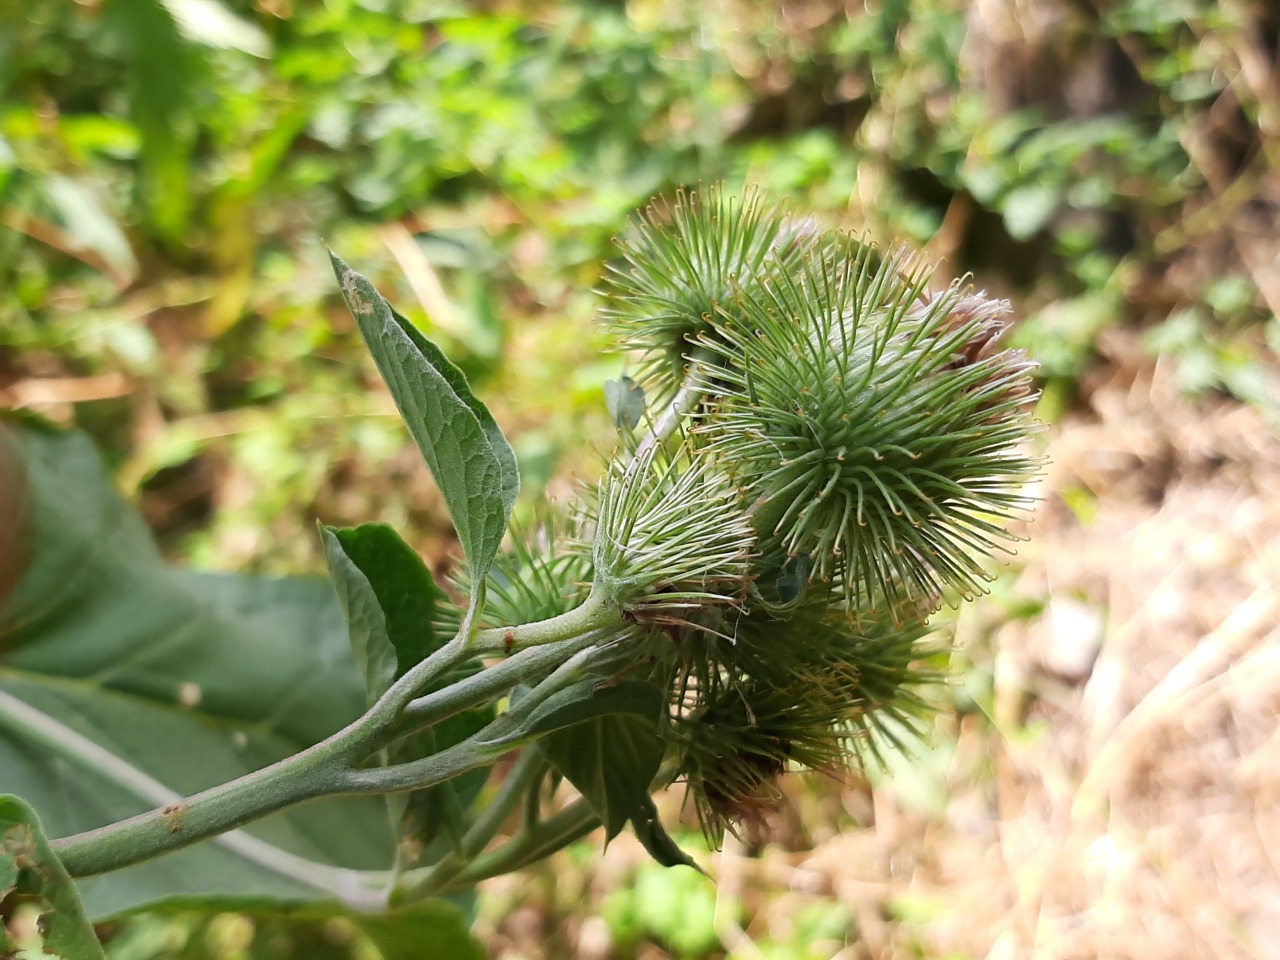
[585,187,1040,839]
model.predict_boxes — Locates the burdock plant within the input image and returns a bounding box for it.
[0,187,1039,945]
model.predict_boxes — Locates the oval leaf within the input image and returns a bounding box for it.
[328,252,518,595]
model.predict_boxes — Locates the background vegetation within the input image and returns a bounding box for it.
[2,0,1278,957]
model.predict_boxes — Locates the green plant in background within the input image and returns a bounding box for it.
[5,0,1274,599]
[0,187,1040,955]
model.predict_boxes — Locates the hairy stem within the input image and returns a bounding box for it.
[629,345,719,465]
[0,690,391,906]
[392,631,604,745]
[51,729,357,878]
[50,594,623,878]
[345,643,602,795]
[358,590,618,746]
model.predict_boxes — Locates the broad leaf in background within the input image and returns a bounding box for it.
[101,897,484,960]
[329,253,519,610]
[354,898,485,960]
[324,524,494,866]
[0,421,394,918]
[532,680,668,842]
[0,794,106,960]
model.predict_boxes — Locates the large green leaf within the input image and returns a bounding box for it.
[353,898,485,960]
[329,253,518,599]
[0,422,395,918]
[0,794,106,959]
[97,896,483,959]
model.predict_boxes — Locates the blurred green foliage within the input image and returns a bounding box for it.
[4,0,1276,575]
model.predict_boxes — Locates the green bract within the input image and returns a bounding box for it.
[639,591,936,840]
[590,440,756,619]
[438,523,594,637]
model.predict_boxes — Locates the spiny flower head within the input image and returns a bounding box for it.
[664,600,937,841]
[588,438,756,622]
[436,521,593,636]
[696,242,1040,616]
[600,185,815,399]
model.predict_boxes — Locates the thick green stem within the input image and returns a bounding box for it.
[360,590,617,744]
[395,749,549,901]
[348,643,602,795]
[51,594,623,879]
[393,629,609,740]
[52,731,353,878]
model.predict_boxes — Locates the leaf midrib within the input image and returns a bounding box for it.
[0,665,353,747]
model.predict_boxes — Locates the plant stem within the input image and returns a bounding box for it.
[392,629,608,742]
[346,642,602,795]
[460,750,549,860]
[472,590,619,656]
[51,728,355,878]
[395,748,549,901]
[0,690,391,906]
[446,799,600,890]
[359,590,617,743]
[400,796,601,899]
[630,345,718,465]
[50,594,622,878]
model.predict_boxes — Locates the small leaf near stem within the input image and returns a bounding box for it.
[627,345,720,468]
[1,795,106,959]
[322,526,399,708]
[604,375,647,431]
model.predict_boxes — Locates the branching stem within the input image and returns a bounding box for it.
[49,593,624,879]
